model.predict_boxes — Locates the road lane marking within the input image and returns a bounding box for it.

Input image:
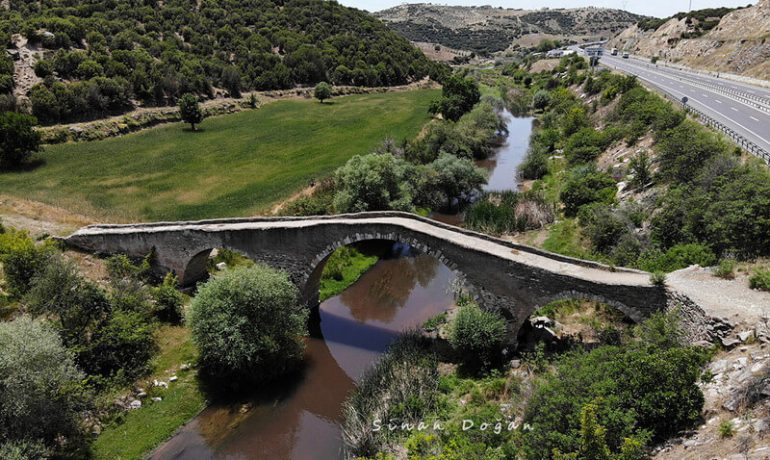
[715,99,723,104]
[730,107,739,112]
[750,116,760,121]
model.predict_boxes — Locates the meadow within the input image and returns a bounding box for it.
[0,90,438,222]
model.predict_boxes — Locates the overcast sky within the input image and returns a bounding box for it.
[338,0,752,18]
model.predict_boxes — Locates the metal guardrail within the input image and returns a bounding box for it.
[682,102,770,164]
[621,56,770,113]
[602,62,770,164]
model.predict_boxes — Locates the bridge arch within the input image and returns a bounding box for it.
[297,231,475,307]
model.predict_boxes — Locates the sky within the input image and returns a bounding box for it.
[337,0,752,18]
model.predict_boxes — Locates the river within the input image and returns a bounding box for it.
[151,113,534,460]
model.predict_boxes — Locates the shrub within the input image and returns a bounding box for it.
[718,420,734,438]
[532,89,551,111]
[634,309,684,350]
[656,120,727,183]
[78,309,157,383]
[449,302,508,372]
[650,271,666,286]
[639,243,716,273]
[0,317,88,454]
[151,273,184,323]
[0,230,55,297]
[523,345,706,458]
[189,264,308,389]
[713,259,736,279]
[333,153,416,212]
[560,167,617,217]
[749,268,770,291]
[519,151,549,180]
[0,440,49,460]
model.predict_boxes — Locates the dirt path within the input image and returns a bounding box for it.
[0,195,93,237]
[668,265,770,326]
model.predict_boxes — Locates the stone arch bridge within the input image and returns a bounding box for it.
[63,212,671,335]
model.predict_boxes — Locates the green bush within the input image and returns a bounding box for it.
[560,167,617,217]
[713,259,736,279]
[718,420,734,438]
[0,229,55,297]
[523,345,706,458]
[151,273,184,324]
[449,302,508,372]
[638,243,716,273]
[429,74,481,121]
[0,317,88,455]
[0,439,49,460]
[189,264,308,390]
[655,120,727,183]
[650,271,666,286]
[749,268,770,291]
[0,112,41,170]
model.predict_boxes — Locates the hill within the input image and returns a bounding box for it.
[608,1,770,78]
[375,4,644,55]
[0,0,441,125]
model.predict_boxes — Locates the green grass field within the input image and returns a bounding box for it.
[0,90,438,222]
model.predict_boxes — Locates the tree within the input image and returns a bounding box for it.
[189,265,308,389]
[429,74,481,121]
[0,112,41,170]
[333,153,416,212]
[314,82,332,103]
[0,317,87,453]
[178,93,204,131]
[424,153,486,211]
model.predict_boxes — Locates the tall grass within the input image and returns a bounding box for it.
[341,332,438,458]
[465,190,554,235]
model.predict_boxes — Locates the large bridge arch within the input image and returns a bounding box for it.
[62,212,672,340]
[298,232,475,308]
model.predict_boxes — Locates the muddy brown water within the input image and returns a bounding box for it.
[151,243,457,460]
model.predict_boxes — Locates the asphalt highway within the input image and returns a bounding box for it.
[599,53,770,157]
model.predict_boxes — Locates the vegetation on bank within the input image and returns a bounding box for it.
[1,0,447,124]
[471,54,770,274]
[0,224,185,458]
[284,74,504,218]
[320,246,381,302]
[0,90,438,221]
[344,303,709,460]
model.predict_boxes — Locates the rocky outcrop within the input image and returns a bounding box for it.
[608,0,770,79]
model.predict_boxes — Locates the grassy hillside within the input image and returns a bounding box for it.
[0,89,439,222]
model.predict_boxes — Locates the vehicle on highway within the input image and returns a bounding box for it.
[611,48,618,55]
[622,51,630,59]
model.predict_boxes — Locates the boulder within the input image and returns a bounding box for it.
[722,337,741,349]
[129,399,142,410]
[738,330,753,342]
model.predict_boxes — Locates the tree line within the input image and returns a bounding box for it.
[0,0,448,124]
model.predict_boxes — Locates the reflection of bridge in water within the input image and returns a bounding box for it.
[64,211,671,336]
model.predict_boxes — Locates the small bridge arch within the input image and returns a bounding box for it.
[63,212,669,337]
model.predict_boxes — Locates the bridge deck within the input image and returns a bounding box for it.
[69,214,652,288]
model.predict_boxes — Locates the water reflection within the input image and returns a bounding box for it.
[150,243,456,460]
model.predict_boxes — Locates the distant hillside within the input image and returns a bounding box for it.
[375,4,645,55]
[608,1,770,79]
[0,0,440,125]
